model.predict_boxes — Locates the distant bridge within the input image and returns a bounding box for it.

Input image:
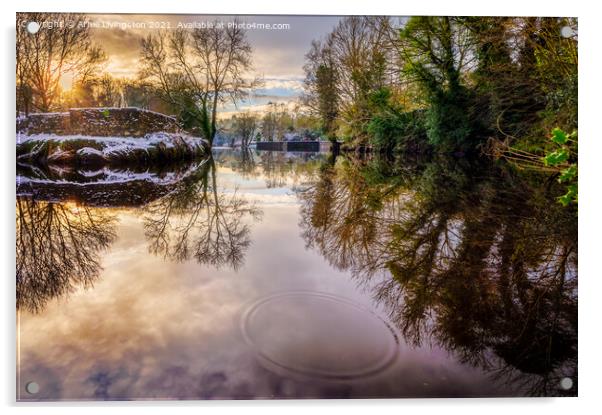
[255,141,335,152]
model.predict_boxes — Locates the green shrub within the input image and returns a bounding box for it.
[366,88,429,154]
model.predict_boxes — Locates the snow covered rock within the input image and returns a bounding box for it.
[17,132,209,167]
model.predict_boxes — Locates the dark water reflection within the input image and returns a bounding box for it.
[298,154,578,397]
[16,198,117,313]
[16,149,577,400]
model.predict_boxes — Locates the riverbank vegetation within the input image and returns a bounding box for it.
[304,16,577,152]
[303,17,578,203]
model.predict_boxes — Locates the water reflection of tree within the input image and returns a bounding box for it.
[144,156,262,270]
[16,197,117,313]
[239,147,259,179]
[214,149,324,190]
[299,155,577,396]
[258,151,324,190]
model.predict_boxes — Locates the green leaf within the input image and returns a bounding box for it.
[550,128,567,145]
[558,194,571,206]
[543,149,568,166]
[558,183,578,206]
[567,183,577,195]
[102,109,110,118]
[558,165,577,183]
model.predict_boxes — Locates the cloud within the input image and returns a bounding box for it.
[86,14,339,83]
[256,77,305,94]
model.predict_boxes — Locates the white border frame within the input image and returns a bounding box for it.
[2,1,599,414]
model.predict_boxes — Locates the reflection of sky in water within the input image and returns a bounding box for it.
[18,155,516,401]
[214,167,299,203]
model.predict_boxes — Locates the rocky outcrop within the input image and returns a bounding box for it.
[16,107,210,168]
[17,133,209,168]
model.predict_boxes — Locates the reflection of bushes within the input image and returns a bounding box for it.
[299,154,577,396]
[16,198,117,313]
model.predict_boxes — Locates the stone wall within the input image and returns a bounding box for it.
[256,141,287,151]
[286,141,321,152]
[17,107,181,137]
[17,112,71,135]
[256,141,328,152]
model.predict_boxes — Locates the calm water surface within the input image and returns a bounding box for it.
[16,149,577,400]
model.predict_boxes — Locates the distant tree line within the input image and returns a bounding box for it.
[217,102,321,147]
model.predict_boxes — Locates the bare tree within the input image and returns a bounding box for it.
[95,74,123,107]
[16,19,33,115]
[261,110,277,141]
[303,39,339,141]
[260,102,292,141]
[234,112,258,148]
[16,13,106,112]
[303,17,400,139]
[139,21,261,145]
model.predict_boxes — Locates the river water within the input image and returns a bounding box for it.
[16,148,577,400]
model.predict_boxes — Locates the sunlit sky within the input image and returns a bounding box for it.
[85,14,342,116]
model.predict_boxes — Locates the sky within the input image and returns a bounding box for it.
[86,14,343,116]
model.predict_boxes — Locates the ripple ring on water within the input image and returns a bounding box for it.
[240,291,399,381]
